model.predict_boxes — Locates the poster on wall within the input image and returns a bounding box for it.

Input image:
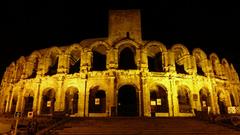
[157,99,161,105]
[95,98,100,105]
[228,107,236,114]
[151,101,156,106]
[47,101,51,107]
[202,101,206,107]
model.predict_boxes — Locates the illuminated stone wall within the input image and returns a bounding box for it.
[0,10,240,117]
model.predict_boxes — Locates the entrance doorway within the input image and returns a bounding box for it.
[117,85,138,116]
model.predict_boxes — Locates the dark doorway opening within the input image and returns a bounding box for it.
[117,85,138,116]
[119,47,137,70]
[92,51,106,71]
[23,96,34,116]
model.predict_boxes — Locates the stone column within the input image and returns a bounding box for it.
[168,51,175,72]
[57,54,69,74]
[55,76,65,112]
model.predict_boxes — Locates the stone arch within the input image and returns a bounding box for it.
[117,84,139,116]
[27,51,41,78]
[113,39,140,49]
[199,87,211,111]
[171,44,190,74]
[41,88,56,114]
[177,85,192,113]
[90,43,108,71]
[144,41,167,72]
[44,47,61,76]
[217,90,227,114]
[192,48,207,76]
[15,56,26,82]
[222,58,230,79]
[89,40,110,50]
[88,86,106,113]
[67,44,83,74]
[149,84,169,113]
[65,86,79,115]
[210,53,220,76]
[23,90,34,116]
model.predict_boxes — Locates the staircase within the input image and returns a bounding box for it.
[50,117,240,135]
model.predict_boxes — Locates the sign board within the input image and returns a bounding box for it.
[14,112,21,118]
[193,94,198,101]
[47,101,51,107]
[95,98,100,105]
[236,107,240,114]
[202,101,207,107]
[28,111,33,118]
[228,107,236,114]
[151,101,156,106]
[157,99,161,105]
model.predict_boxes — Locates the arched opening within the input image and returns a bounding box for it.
[28,58,38,78]
[175,62,188,74]
[69,50,81,74]
[117,85,138,116]
[23,96,34,116]
[197,66,205,76]
[178,87,191,113]
[91,45,107,71]
[199,88,211,111]
[150,86,168,113]
[65,87,79,115]
[217,92,227,114]
[45,53,59,76]
[89,88,106,113]
[230,93,236,106]
[41,89,55,114]
[11,96,18,114]
[148,52,163,72]
[119,47,137,69]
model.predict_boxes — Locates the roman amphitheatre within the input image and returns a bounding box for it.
[0,10,239,119]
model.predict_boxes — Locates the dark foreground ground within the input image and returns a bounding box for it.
[47,117,240,135]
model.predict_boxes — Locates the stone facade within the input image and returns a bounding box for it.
[0,10,240,117]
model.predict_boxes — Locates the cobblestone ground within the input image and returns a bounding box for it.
[51,117,240,135]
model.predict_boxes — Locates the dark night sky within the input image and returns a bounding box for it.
[1,1,240,79]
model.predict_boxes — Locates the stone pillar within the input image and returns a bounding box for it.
[84,83,89,117]
[140,49,148,70]
[33,79,41,115]
[142,77,150,117]
[162,51,168,71]
[136,49,141,69]
[55,76,65,112]
[78,80,86,117]
[138,90,142,117]
[168,51,175,72]
[58,54,68,74]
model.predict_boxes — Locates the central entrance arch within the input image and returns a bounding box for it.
[117,85,138,116]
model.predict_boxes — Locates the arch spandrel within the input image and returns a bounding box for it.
[89,41,110,51]
[192,48,207,62]
[209,53,220,64]
[44,46,62,58]
[171,44,190,59]
[28,51,42,61]
[113,39,141,50]
[65,43,83,55]
[144,41,167,53]
[24,89,34,97]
